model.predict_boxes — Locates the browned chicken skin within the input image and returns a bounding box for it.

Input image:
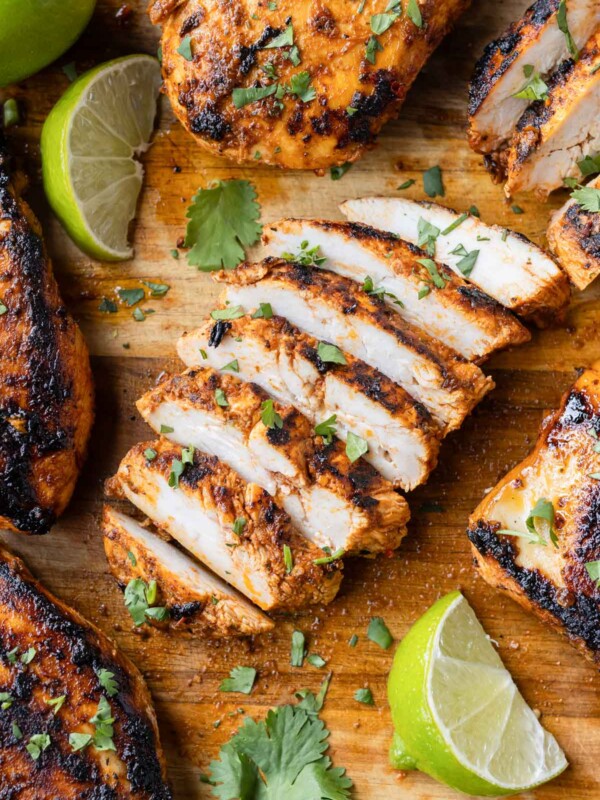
[149,0,470,169]
[0,131,94,535]
[0,545,171,798]
[468,370,600,663]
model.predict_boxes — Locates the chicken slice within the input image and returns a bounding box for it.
[102,506,273,637]
[468,369,600,664]
[0,544,171,798]
[468,0,599,155]
[547,174,600,290]
[260,218,530,362]
[505,33,600,198]
[0,129,94,534]
[149,0,470,170]
[217,260,492,431]
[177,316,440,490]
[109,438,342,611]
[341,196,570,325]
[137,367,409,554]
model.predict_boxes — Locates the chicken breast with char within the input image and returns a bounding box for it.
[217,259,493,432]
[505,32,600,198]
[137,367,410,555]
[468,369,600,664]
[468,0,599,156]
[177,316,441,490]
[0,130,93,535]
[547,174,600,290]
[109,438,342,612]
[102,506,274,637]
[0,544,171,798]
[148,0,470,169]
[260,219,530,362]
[341,196,570,326]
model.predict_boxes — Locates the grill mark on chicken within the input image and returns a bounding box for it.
[468,0,559,117]
[150,0,470,169]
[468,521,600,658]
[467,372,600,663]
[0,546,171,797]
[0,131,93,534]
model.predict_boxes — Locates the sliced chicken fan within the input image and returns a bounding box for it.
[137,367,409,554]
[468,0,600,155]
[505,32,600,198]
[102,506,274,637]
[216,260,493,432]
[341,196,570,325]
[177,315,441,490]
[108,438,342,611]
[260,219,530,362]
[468,369,600,664]
[547,174,600,290]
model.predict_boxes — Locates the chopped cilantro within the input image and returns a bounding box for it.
[511,204,524,214]
[185,180,262,270]
[132,307,146,321]
[499,498,558,548]
[365,34,383,64]
[398,178,416,190]
[232,83,278,108]
[177,36,194,60]
[441,212,468,235]
[331,162,352,180]
[585,560,600,586]
[371,8,401,35]
[144,448,157,461]
[367,616,393,649]
[348,634,359,647]
[417,257,447,289]
[3,98,19,128]
[252,301,274,318]
[69,732,93,752]
[117,287,144,306]
[455,249,479,277]
[21,647,36,665]
[406,0,423,27]
[264,24,294,48]
[98,297,118,313]
[211,305,245,320]
[168,458,184,488]
[354,687,375,705]
[283,544,294,574]
[314,414,337,444]
[512,65,548,100]
[423,165,444,198]
[221,359,240,372]
[261,398,284,429]
[346,431,368,462]
[160,424,174,434]
[317,342,347,365]
[557,0,578,59]
[142,280,170,297]
[282,240,326,266]
[0,692,13,710]
[45,695,66,714]
[307,653,326,668]
[219,666,257,694]
[313,547,345,565]
[288,71,316,102]
[26,733,51,760]
[97,669,119,697]
[417,217,440,255]
[571,186,600,212]
[233,517,247,536]
[123,578,169,626]
[215,388,229,407]
[291,630,306,667]
[12,722,22,740]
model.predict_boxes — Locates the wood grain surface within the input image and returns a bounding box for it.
[1,1,599,798]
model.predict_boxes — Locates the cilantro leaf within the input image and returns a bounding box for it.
[406,0,423,28]
[423,165,444,198]
[117,287,144,307]
[220,666,257,695]
[512,66,548,101]
[232,83,278,109]
[571,186,600,212]
[585,560,600,586]
[185,181,263,271]
[315,414,337,444]
[264,24,294,48]
[365,35,383,64]
[557,0,578,59]
[97,669,119,697]
[287,71,316,102]
[209,697,352,799]
[367,616,393,649]
[261,398,284,429]
[317,342,347,365]
[345,432,368,463]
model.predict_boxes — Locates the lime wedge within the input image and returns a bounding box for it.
[388,592,567,796]
[41,55,161,261]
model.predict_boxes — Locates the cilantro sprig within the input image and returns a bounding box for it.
[185,180,263,271]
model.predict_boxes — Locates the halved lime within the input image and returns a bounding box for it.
[388,592,567,796]
[41,55,161,261]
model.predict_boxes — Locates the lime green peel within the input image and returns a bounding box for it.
[387,591,567,796]
[41,55,161,262]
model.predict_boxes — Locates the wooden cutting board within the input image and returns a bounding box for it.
[1,1,599,797]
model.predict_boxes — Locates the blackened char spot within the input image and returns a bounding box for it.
[267,425,291,445]
[180,10,204,35]
[339,70,398,147]
[468,522,600,654]
[208,320,232,348]
[170,601,203,620]
[190,103,231,141]
[237,25,282,75]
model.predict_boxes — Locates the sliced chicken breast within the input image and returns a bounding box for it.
[341,196,570,325]
[177,316,440,490]
[468,0,600,155]
[468,369,600,664]
[217,260,493,432]
[137,368,409,554]
[108,438,342,611]
[260,219,530,362]
[505,32,600,198]
[547,174,600,290]
[102,506,274,637]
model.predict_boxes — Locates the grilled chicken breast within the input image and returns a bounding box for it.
[547,174,600,290]
[177,316,441,490]
[341,196,570,325]
[260,219,530,362]
[217,259,492,431]
[504,32,600,198]
[137,367,409,554]
[102,506,274,637]
[468,369,600,663]
[468,0,599,156]
[148,0,470,170]
[0,544,171,797]
[109,439,342,611]
[0,131,93,535]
